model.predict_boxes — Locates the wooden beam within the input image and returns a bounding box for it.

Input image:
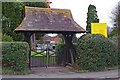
[24,32,33,69]
[62,33,75,65]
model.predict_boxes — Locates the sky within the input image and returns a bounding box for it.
[47,0,119,37]
[50,0,119,30]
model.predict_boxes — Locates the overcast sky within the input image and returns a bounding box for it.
[50,0,119,30]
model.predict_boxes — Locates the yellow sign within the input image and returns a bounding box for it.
[91,23,108,38]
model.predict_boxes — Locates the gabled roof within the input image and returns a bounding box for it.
[14,6,86,33]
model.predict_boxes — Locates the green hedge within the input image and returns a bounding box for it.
[2,42,29,71]
[75,34,118,71]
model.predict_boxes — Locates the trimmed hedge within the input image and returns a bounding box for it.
[2,42,29,71]
[75,34,118,71]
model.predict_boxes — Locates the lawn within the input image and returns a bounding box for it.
[31,51,46,56]
[31,51,56,57]
[2,68,32,75]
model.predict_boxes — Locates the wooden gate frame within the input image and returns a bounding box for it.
[31,43,56,68]
[24,33,78,69]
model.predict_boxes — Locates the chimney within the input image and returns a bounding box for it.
[45,0,52,8]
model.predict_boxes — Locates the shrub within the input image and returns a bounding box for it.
[109,35,120,46]
[75,34,118,71]
[2,34,13,42]
[55,43,77,66]
[55,43,67,65]
[2,42,29,71]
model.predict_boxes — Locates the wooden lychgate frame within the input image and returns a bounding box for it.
[14,6,86,69]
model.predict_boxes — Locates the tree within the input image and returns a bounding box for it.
[86,4,99,33]
[109,27,118,37]
[2,2,48,41]
[72,35,78,43]
[111,1,120,36]
[2,2,24,41]
[25,2,48,8]
[2,34,13,42]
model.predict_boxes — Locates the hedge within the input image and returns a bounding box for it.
[75,34,118,71]
[55,43,67,65]
[2,42,29,71]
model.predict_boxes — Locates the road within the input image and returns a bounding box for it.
[1,67,119,79]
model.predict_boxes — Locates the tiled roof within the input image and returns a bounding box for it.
[15,6,86,33]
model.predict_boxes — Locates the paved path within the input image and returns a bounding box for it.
[1,67,120,79]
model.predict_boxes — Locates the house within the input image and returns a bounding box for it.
[42,34,62,44]
[30,34,62,50]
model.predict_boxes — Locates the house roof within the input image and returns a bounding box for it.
[14,6,86,34]
[42,34,62,43]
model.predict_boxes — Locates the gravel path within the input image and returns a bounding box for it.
[32,67,74,74]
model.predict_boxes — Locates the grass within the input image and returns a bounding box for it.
[70,65,89,73]
[2,68,32,75]
[31,51,46,56]
[31,51,56,57]
[0,68,2,74]
[71,64,119,73]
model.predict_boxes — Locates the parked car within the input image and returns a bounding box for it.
[36,43,56,52]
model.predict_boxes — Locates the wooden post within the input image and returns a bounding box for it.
[24,32,33,70]
[62,33,75,65]
[46,44,49,68]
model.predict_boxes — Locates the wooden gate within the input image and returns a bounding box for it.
[31,44,57,67]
